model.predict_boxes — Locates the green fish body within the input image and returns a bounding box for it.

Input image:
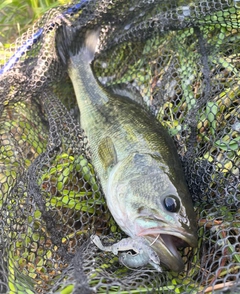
[60,28,197,272]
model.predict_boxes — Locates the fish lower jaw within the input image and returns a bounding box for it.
[160,234,183,258]
[143,234,184,272]
[140,230,197,272]
[146,233,182,256]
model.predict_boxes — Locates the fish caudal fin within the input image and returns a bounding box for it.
[56,25,100,65]
[83,29,100,63]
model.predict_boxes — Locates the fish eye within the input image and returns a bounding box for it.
[164,196,180,213]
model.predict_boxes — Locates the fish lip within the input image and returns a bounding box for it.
[137,227,198,272]
[138,226,198,248]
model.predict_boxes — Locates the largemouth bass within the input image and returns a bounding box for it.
[57,27,198,272]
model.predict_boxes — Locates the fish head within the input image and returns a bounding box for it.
[106,152,198,272]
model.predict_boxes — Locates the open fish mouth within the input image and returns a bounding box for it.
[139,228,198,272]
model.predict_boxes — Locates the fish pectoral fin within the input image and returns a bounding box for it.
[98,136,118,171]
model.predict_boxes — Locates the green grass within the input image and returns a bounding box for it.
[0,0,69,44]
[1,2,240,294]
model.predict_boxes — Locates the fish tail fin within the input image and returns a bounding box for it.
[56,25,100,65]
[83,29,100,63]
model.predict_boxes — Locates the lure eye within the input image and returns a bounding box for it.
[164,196,180,213]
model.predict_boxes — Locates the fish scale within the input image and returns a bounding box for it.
[57,26,198,272]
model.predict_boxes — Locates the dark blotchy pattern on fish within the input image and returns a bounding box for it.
[56,26,197,272]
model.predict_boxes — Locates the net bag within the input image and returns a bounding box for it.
[0,0,239,293]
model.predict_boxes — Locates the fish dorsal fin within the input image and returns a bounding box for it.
[98,136,118,171]
[107,84,144,107]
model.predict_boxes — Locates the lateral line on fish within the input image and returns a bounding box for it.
[56,23,198,273]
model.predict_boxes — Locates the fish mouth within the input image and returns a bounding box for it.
[138,228,198,272]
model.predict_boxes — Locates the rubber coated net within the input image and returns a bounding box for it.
[0,0,239,293]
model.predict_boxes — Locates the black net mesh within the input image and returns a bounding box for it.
[0,0,239,293]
